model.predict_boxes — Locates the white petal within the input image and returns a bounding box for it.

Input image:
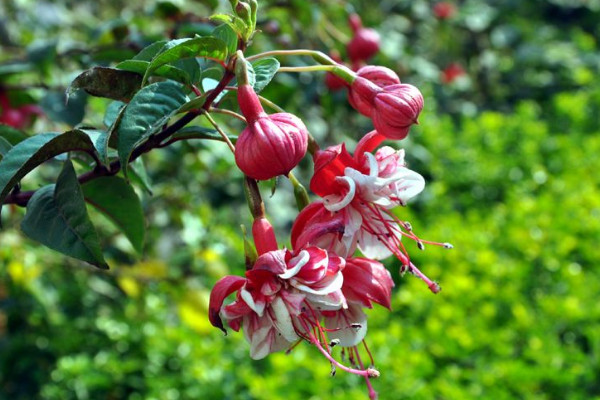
[323,176,356,212]
[241,288,264,316]
[324,304,367,347]
[279,250,308,279]
[290,271,343,296]
[270,296,299,342]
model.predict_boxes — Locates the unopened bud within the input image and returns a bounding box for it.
[372,83,424,140]
[347,14,380,62]
[235,84,308,180]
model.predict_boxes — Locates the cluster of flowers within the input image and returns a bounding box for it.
[209,24,450,400]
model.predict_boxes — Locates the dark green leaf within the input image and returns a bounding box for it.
[103,101,126,128]
[67,67,142,102]
[117,81,189,174]
[171,125,236,143]
[251,58,280,93]
[0,131,97,211]
[0,136,12,159]
[142,37,228,85]
[80,128,109,166]
[83,176,145,254]
[128,157,153,195]
[41,91,87,127]
[116,60,191,85]
[0,124,28,145]
[21,160,108,269]
[212,24,238,55]
[172,58,202,85]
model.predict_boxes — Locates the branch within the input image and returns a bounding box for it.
[3,69,237,208]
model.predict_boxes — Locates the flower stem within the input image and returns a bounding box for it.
[246,49,356,84]
[210,107,246,123]
[202,111,236,153]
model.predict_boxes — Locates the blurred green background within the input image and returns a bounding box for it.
[1,0,600,399]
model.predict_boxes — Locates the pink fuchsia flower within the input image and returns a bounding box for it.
[348,66,400,118]
[441,62,466,84]
[235,83,308,180]
[347,14,380,63]
[299,131,450,293]
[433,2,457,19]
[208,245,380,390]
[349,77,424,140]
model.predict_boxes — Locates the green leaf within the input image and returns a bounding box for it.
[67,67,143,102]
[41,91,87,127]
[142,37,228,85]
[132,41,168,61]
[172,58,202,85]
[0,124,28,145]
[0,136,12,159]
[170,125,236,143]
[83,176,145,254]
[103,101,126,128]
[212,24,238,56]
[21,160,108,269]
[210,14,249,40]
[128,157,153,195]
[116,60,191,85]
[117,81,189,174]
[0,131,97,212]
[79,128,109,166]
[251,58,280,93]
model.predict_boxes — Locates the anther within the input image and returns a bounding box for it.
[329,338,341,347]
[417,241,425,250]
[428,281,441,294]
[330,364,337,377]
[351,323,363,329]
[443,242,454,249]
[367,368,380,378]
[404,221,412,231]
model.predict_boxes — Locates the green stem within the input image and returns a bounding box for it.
[278,65,355,84]
[247,49,337,65]
[210,107,247,122]
[202,111,236,153]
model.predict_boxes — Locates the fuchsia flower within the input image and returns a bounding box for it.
[349,75,424,140]
[235,83,308,180]
[347,14,380,63]
[295,131,450,293]
[433,2,457,20]
[209,215,392,399]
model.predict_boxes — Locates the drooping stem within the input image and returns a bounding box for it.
[243,177,265,219]
[209,107,246,123]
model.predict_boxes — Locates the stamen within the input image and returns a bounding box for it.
[308,332,379,378]
[417,241,425,250]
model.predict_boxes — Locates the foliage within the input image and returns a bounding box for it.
[1,0,600,399]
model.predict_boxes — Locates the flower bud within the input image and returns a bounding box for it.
[346,14,380,62]
[348,66,400,117]
[235,84,308,180]
[252,217,278,255]
[433,2,457,19]
[372,83,424,140]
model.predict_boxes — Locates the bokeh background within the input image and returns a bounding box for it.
[1,0,600,399]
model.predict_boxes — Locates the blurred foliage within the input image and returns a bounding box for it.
[1,0,600,399]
